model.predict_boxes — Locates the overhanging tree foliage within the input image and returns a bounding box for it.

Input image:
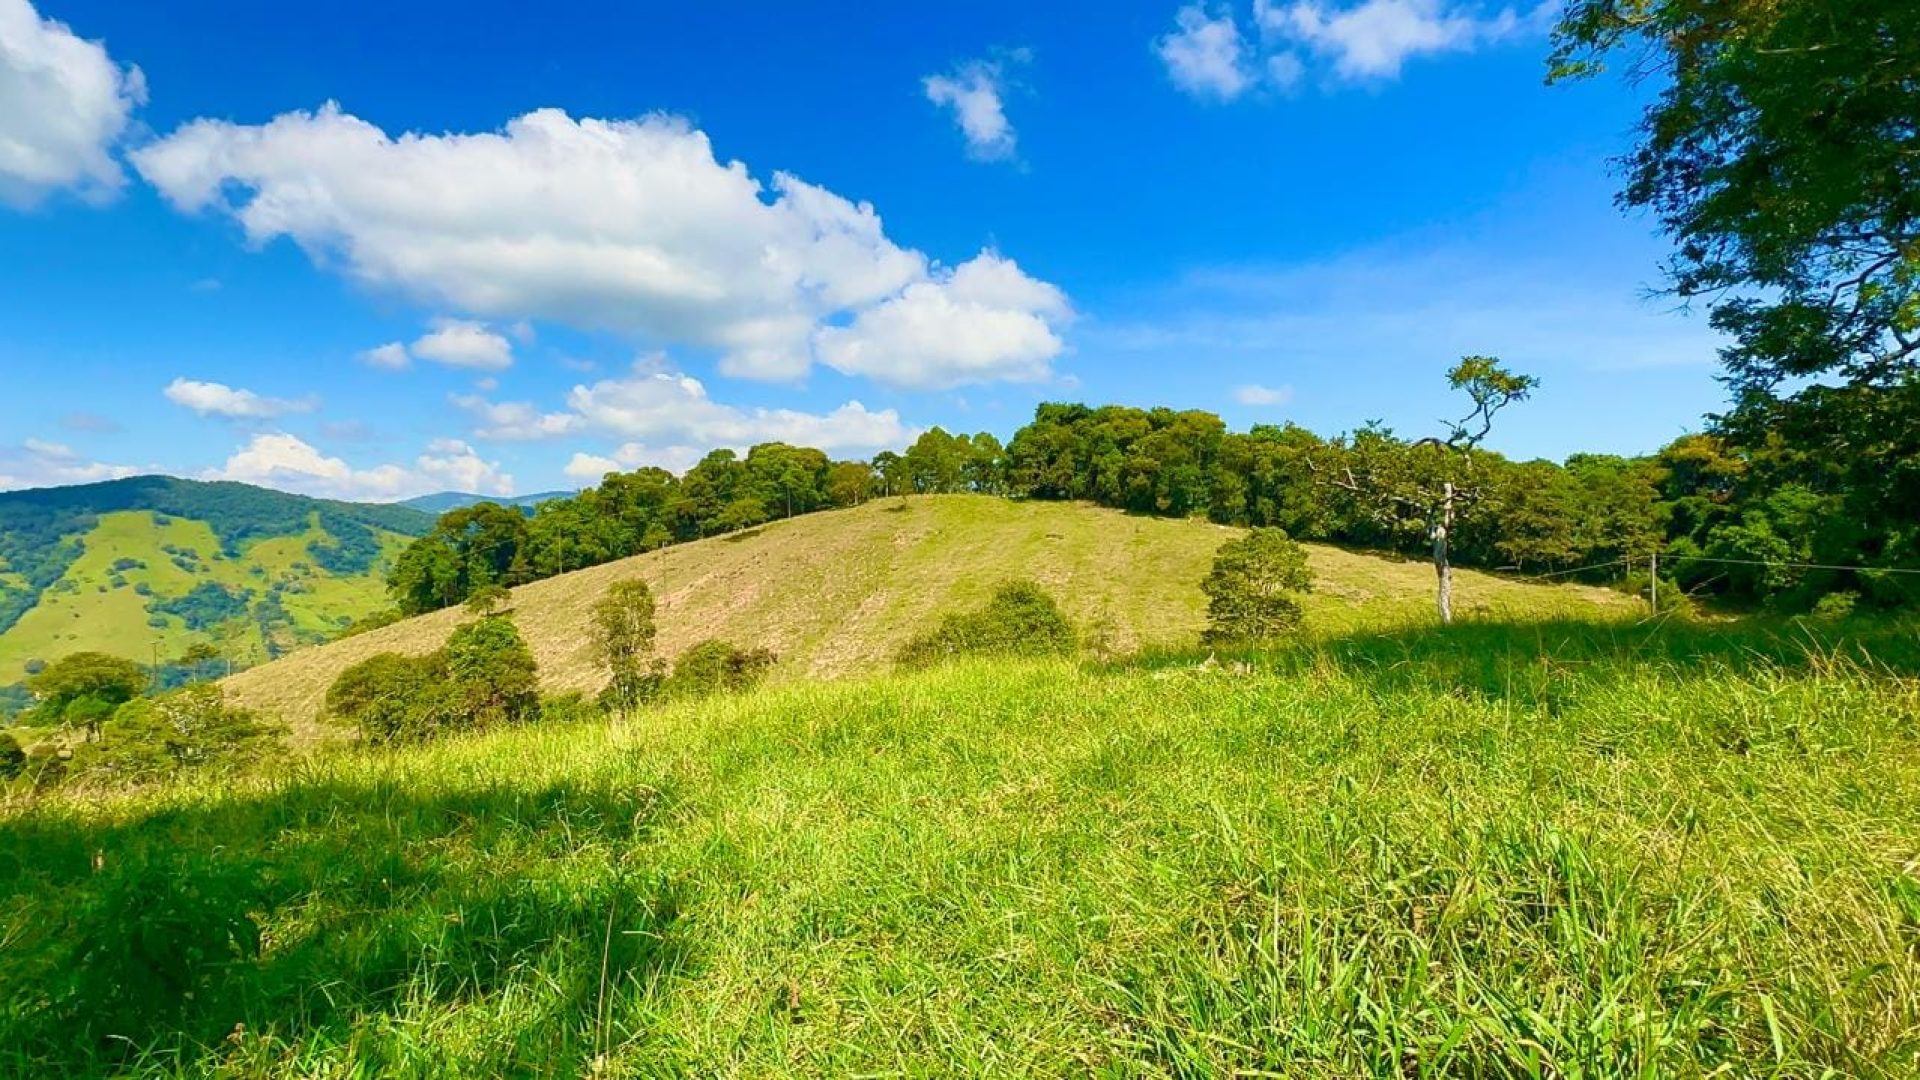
[1550,0,1920,604]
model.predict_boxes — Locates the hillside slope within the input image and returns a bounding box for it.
[0,477,431,688]
[225,494,1635,734]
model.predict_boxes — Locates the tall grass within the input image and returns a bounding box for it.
[3,617,1918,1077]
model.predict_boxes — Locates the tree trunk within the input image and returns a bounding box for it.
[1433,482,1455,624]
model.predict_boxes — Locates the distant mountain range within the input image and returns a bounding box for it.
[0,476,435,703]
[395,490,577,514]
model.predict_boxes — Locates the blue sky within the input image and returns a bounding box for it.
[0,0,1724,500]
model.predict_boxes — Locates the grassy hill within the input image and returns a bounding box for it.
[0,476,431,691]
[225,494,1636,737]
[6,617,1918,1076]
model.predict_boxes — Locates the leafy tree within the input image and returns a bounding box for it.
[26,651,146,739]
[1201,529,1314,644]
[593,579,663,717]
[444,615,541,730]
[666,640,777,699]
[1313,357,1537,623]
[826,460,876,507]
[896,580,1077,668]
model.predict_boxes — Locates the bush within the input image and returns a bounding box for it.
[896,580,1077,669]
[445,616,542,730]
[541,691,606,726]
[78,685,284,783]
[667,640,777,699]
[326,652,457,744]
[336,608,404,640]
[0,730,23,780]
[1200,528,1313,645]
[1810,590,1859,622]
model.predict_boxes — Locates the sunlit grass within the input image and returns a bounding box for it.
[5,616,1917,1077]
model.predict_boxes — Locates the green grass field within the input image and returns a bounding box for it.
[4,615,1918,1077]
[0,510,411,684]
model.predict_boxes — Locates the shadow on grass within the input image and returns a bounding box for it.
[1103,613,1920,697]
[0,771,689,1076]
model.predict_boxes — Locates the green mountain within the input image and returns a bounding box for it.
[0,476,432,695]
[396,490,575,514]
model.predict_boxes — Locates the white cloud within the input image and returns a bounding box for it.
[451,393,580,441]
[565,364,913,452]
[0,437,139,490]
[564,443,704,481]
[410,317,514,370]
[207,432,513,501]
[133,104,1070,386]
[0,0,145,207]
[163,377,316,419]
[1156,5,1254,101]
[1256,0,1546,82]
[360,341,411,370]
[1234,383,1294,405]
[813,251,1071,390]
[924,56,1020,162]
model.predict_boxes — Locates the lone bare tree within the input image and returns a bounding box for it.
[1312,357,1537,623]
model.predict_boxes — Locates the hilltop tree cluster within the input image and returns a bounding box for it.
[391,375,1916,619]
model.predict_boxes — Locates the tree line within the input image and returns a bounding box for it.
[388,368,1915,620]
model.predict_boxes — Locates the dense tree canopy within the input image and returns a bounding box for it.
[389,394,1912,619]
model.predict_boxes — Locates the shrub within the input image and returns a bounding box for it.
[337,608,403,640]
[326,652,457,744]
[1201,528,1313,645]
[445,616,541,730]
[896,580,1077,669]
[0,731,23,780]
[667,640,777,699]
[82,685,284,783]
[540,692,606,726]
[1810,590,1859,622]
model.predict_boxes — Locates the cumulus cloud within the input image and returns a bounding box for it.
[132,104,1072,386]
[813,252,1071,390]
[564,444,705,481]
[1234,382,1294,405]
[163,377,316,419]
[410,318,515,370]
[1259,0,1538,80]
[450,393,580,441]
[360,342,410,369]
[0,0,146,207]
[924,54,1023,162]
[0,437,140,490]
[207,432,512,501]
[1156,5,1254,101]
[565,364,913,451]
[1156,0,1548,101]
